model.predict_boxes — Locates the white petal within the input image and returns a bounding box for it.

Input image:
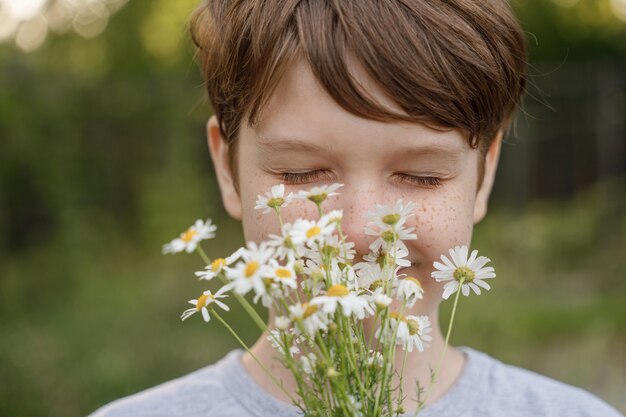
[442,282,458,299]
[474,279,491,290]
[461,284,470,296]
[470,256,491,271]
[469,282,481,295]
[201,308,210,322]
[467,249,478,265]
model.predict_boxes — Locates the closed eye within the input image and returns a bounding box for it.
[395,173,442,188]
[279,170,441,188]
[279,170,331,185]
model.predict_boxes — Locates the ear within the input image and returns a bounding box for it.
[207,115,243,221]
[473,130,503,224]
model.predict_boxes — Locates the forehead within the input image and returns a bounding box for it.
[247,58,470,157]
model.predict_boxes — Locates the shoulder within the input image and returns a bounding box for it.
[88,350,248,417]
[460,347,623,417]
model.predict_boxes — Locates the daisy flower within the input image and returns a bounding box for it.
[310,284,374,319]
[403,315,432,352]
[363,244,411,268]
[322,209,344,225]
[289,302,330,336]
[296,183,343,204]
[180,285,230,322]
[366,224,417,253]
[431,245,496,299]
[290,216,336,247]
[255,184,295,214]
[353,262,388,291]
[395,277,424,308]
[373,291,392,311]
[367,200,417,230]
[266,258,298,291]
[224,241,274,301]
[305,234,355,265]
[267,222,303,260]
[162,219,217,254]
[195,247,245,281]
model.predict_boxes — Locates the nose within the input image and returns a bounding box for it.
[325,183,380,262]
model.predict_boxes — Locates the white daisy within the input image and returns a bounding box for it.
[195,247,245,281]
[431,245,496,299]
[296,183,343,204]
[267,222,304,260]
[353,262,388,291]
[310,284,374,319]
[290,216,336,247]
[180,285,230,322]
[395,277,424,308]
[162,219,217,254]
[224,241,274,301]
[366,224,417,253]
[322,209,344,225]
[255,184,295,214]
[266,258,298,291]
[367,200,417,230]
[403,315,432,352]
[363,245,411,268]
[289,302,330,336]
[305,234,355,266]
[373,291,392,310]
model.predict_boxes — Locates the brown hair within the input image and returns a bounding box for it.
[190,0,528,190]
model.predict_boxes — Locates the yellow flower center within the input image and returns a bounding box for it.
[453,266,475,283]
[267,197,284,209]
[245,261,260,278]
[306,226,321,239]
[407,318,420,335]
[389,311,406,321]
[211,258,226,271]
[381,230,396,243]
[196,294,210,310]
[275,268,292,279]
[303,303,318,318]
[308,193,327,204]
[382,213,401,225]
[327,284,349,297]
[181,228,198,243]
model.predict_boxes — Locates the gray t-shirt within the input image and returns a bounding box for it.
[89,347,622,417]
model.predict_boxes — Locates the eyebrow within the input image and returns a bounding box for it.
[257,136,464,160]
[257,137,328,154]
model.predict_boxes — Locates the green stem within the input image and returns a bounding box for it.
[196,246,268,333]
[412,278,465,417]
[210,309,300,407]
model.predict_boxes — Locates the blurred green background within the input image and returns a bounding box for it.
[0,0,625,415]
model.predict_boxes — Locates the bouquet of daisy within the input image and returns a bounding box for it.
[163,183,495,417]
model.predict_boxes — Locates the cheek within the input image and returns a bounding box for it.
[410,188,476,261]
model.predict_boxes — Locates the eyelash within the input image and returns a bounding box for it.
[279,170,442,188]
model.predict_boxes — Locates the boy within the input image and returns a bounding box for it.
[91,0,623,416]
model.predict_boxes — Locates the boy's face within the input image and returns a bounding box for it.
[208,58,501,315]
